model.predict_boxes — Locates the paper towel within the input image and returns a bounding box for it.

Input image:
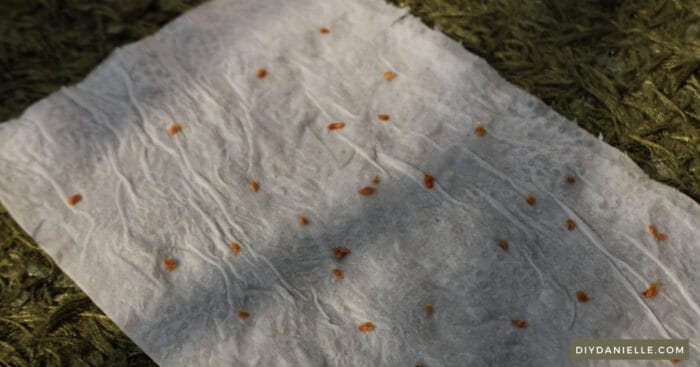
[0,0,697,365]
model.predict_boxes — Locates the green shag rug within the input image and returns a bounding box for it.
[0,0,698,365]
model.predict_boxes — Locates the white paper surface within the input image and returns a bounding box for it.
[0,0,698,366]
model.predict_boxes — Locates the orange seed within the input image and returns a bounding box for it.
[576,291,590,303]
[565,176,576,184]
[566,219,576,231]
[383,70,395,80]
[424,173,434,189]
[249,181,259,192]
[377,114,390,121]
[642,282,658,298]
[163,258,176,272]
[421,305,434,315]
[319,27,330,34]
[328,122,345,131]
[648,225,667,240]
[237,311,250,319]
[332,268,344,279]
[498,240,508,251]
[67,193,82,206]
[256,68,267,78]
[526,193,536,206]
[168,123,182,136]
[358,321,375,332]
[229,242,241,255]
[299,216,309,225]
[511,319,528,328]
[474,124,486,137]
[334,246,351,259]
[372,176,380,185]
[359,186,375,195]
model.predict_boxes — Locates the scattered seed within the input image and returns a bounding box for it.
[511,319,528,328]
[576,291,590,303]
[670,358,680,364]
[421,305,434,315]
[163,258,176,272]
[359,186,375,195]
[168,123,182,136]
[377,114,390,121]
[67,193,82,206]
[334,246,351,259]
[565,176,576,184]
[372,176,380,185]
[526,193,536,206]
[498,240,508,251]
[566,219,576,231]
[229,242,241,255]
[383,70,395,80]
[358,321,375,332]
[642,282,658,298]
[328,122,345,131]
[332,268,344,279]
[648,225,667,240]
[256,68,267,78]
[319,27,330,34]
[249,181,259,192]
[237,311,250,319]
[424,173,434,189]
[299,216,309,226]
[474,124,486,137]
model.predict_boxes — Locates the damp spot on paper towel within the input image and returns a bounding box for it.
[474,124,486,137]
[358,322,375,332]
[383,70,395,80]
[526,193,536,206]
[249,181,259,192]
[377,114,390,121]
[424,173,434,189]
[319,27,330,34]
[511,319,528,328]
[648,225,667,240]
[421,305,434,315]
[332,268,344,279]
[576,291,590,302]
[67,193,82,206]
[256,68,267,78]
[498,240,508,251]
[642,282,658,298]
[237,311,250,319]
[229,242,241,255]
[334,247,351,259]
[566,219,576,231]
[168,123,182,136]
[328,122,345,131]
[163,258,177,272]
[359,186,374,196]
[299,216,309,226]
[566,176,576,184]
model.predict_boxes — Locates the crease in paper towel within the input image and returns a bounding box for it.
[0,0,698,366]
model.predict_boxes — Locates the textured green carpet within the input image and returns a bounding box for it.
[0,0,698,366]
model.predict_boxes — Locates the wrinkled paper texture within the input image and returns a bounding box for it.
[0,0,698,365]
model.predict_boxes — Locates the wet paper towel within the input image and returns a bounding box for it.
[0,0,698,365]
